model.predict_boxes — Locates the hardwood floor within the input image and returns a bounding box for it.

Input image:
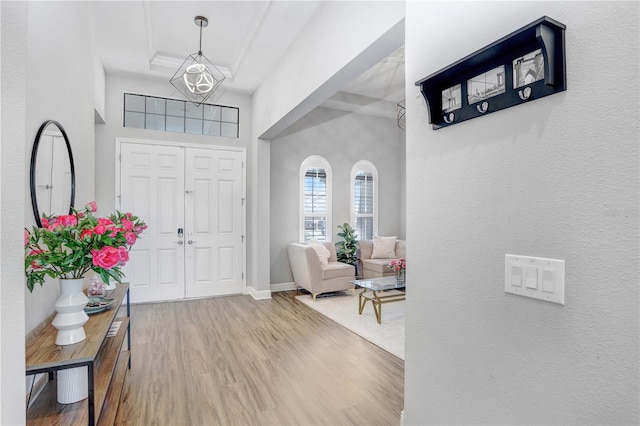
[114,291,405,426]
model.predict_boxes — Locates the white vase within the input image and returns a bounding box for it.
[51,278,89,346]
[104,280,117,291]
[57,366,88,404]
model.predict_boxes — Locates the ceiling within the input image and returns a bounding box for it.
[94,1,405,116]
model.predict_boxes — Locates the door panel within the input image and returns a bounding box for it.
[218,247,235,280]
[211,150,244,295]
[185,148,244,298]
[119,141,244,302]
[185,148,216,298]
[119,143,185,303]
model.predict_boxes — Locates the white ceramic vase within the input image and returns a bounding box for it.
[103,280,117,291]
[51,278,90,404]
[57,366,88,404]
[51,278,89,346]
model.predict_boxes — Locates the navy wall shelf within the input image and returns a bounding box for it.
[415,16,566,130]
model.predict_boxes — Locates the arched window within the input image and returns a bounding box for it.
[350,161,378,240]
[300,156,332,242]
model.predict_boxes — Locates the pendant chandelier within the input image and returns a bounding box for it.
[170,16,225,107]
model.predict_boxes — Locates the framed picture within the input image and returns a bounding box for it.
[467,66,506,104]
[513,49,544,89]
[441,84,462,113]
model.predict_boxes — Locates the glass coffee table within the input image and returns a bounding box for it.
[351,276,406,324]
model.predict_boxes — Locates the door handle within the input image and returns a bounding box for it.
[175,241,184,245]
[188,240,196,245]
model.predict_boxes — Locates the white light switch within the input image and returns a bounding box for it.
[505,254,565,305]
[511,265,522,287]
[525,266,538,289]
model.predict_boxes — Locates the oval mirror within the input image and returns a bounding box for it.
[29,120,76,227]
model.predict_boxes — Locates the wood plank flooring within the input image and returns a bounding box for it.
[114,291,405,426]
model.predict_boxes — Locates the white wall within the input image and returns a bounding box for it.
[251,1,404,295]
[404,2,639,424]
[270,107,405,285]
[253,1,405,139]
[2,1,97,422]
[94,74,254,292]
[94,59,106,123]
[95,74,252,214]
[1,3,27,424]
[23,1,97,334]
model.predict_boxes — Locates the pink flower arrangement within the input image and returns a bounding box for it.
[24,202,146,292]
[388,258,406,272]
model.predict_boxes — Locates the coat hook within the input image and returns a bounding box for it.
[519,86,532,100]
[443,112,455,124]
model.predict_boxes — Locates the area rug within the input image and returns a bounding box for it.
[295,291,405,360]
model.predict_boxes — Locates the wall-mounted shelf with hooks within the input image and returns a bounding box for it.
[415,16,566,130]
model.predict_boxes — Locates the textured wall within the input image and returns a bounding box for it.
[94,75,254,291]
[252,1,404,293]
[404,2,639,424]
[24,2,97,333]
[1,2,27,423]
[253,1,405,139]
[95,74,252,215]
[270,107,405,285]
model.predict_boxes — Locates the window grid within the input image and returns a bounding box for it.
[304,217,326,241]
[350,161,377,241]
[356,217,374,241]
[303,168,327,241]
[354,173,374,240]
[354,174,373,214]
[304,169,327,214]
[123,93,239,138]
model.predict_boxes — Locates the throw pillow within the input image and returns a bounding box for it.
[371,236,397,259]
[309,239,330,266]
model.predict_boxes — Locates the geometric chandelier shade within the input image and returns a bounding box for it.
[397,99,406,130]
[170,16,225,107]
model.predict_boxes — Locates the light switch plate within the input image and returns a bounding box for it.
[505,254,565,305]
[511,265,522,287]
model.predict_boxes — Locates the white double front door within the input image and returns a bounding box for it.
[117,141,245,303]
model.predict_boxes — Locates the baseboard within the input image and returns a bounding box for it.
[270,282,296,293]
[245,286,272,300]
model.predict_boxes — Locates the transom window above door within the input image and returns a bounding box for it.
[123,93,239,138]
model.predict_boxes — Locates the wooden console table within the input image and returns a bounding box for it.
[26,282,131,426]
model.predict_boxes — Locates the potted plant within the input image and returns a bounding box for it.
[25,202,147,290]
[336,223,359,276]
[24,201,146,345]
